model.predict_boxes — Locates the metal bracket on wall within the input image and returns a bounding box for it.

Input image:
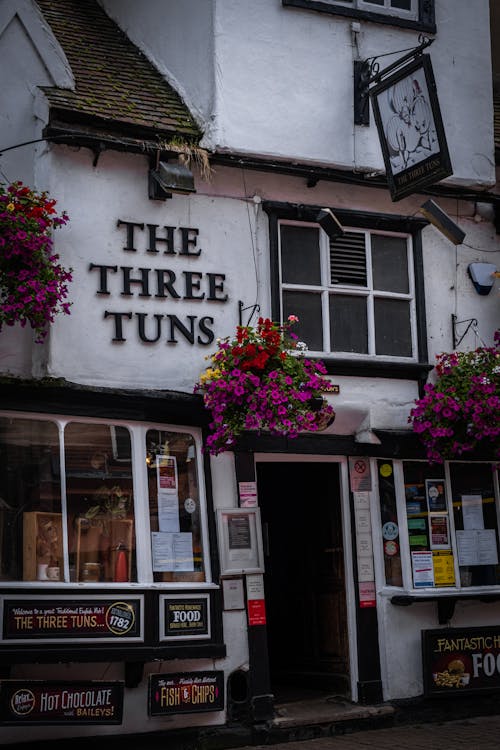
[238,301,260,327]
[451,315,478,349]
[353,35,434,126]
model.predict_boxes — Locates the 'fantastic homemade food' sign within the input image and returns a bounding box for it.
[423,626,500,696]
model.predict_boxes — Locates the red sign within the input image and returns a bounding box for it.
[358,581,376,608]
[247,599,266,626]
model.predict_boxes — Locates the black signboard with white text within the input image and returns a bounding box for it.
[370,55,452,201]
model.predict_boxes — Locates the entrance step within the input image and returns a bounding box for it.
[270,695,395,736]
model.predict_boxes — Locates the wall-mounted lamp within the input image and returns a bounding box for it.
[316,208,344,241]
[467,263,497,295]
[419,199,466,245]
[149,159,196,200]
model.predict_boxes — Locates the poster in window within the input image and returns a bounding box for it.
[456,529,499,567]
[151,532,194,572]
[429,515,450,550]
[425,479,447,512]
[370,55,452,201]
[461,495,484,530]
[156,455,178,494]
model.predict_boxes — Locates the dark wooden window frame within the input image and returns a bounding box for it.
[282,0,436,33]
[263,200,431,382]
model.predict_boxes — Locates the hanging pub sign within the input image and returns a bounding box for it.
[370,54,452,201]
[423,626,500,696]
[148,672,224,716]
[0,681,124,725]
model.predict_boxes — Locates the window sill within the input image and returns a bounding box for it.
[319,357,432,381]
[389,591,500,625]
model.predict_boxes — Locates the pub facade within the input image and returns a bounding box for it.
[0,0,499,743]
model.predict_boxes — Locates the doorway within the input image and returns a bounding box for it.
[256,461,350,700]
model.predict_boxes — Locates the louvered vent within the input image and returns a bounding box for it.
[330,231,367,286]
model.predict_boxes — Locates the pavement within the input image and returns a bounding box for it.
[231,715,500,749]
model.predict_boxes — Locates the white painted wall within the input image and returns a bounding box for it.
[98,0,494,188]
[0,0,73,376]
[99,0,215,129]
[2,144,499,433]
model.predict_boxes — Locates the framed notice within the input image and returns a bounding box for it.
[160,594,210,641]
[370,54,452,201]
[217,508,264,576]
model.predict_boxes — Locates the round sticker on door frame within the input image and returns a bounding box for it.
[382,521,399,541]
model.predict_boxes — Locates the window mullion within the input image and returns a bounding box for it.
[365,232,376,355]
[444,462,461,591]
[58,420,70,583]
[131,426,153,583]
[320,231,331,352]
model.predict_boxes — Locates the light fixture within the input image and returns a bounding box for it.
[148,159,196,200]
[467,263,497,295]
[316,208,344,241]
[419,200,466,245]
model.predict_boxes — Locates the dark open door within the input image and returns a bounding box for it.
[257,461,349,696]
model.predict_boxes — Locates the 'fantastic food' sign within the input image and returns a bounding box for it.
[423,627,500,695]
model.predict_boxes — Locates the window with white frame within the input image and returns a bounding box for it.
[281,0,434,29]
[378,459,500,591]
[323,0,417,20]
[0,414,209,586]
[279,221,416,360]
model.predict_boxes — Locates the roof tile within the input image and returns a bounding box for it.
[35,0,201,141]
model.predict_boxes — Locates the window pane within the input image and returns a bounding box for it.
[374,298,411,356]
[391,0,412,9]
[0,417,61,582]
[329,294,368,353]
[450,463,500,588]
[280,225,321,285]
[146,430,205,583]
[363,0,384,5]
[403,462,455,589]
[65,423,136,583]
[283,290,323,350]
[371,235,409,293]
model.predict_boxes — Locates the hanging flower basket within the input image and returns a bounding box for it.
[194,316,336,455]
[409,331,500,463]
[0,181,71,343]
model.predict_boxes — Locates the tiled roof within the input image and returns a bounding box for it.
[35,0,201,142]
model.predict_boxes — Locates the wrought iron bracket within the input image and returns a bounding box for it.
[238,301,260,327]
[354,35,434,126]
[451,315,478,349]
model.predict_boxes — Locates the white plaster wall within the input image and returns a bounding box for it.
[98,0,214,129]
[0,3,73,376]
[43,148,260,392]
[3,147,498,436]
[96,0,494,187]
[377,593,500,700]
